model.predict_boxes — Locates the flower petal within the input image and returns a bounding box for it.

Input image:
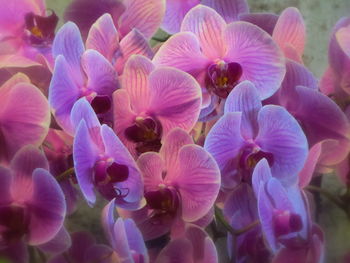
[223,21,286,99]
[37,227,72,255]
[137,152,164,192]
[255,105,308,186]
[272,7,306,60]
[239,13,278,35]
[0,166,12,205]
[181,5,226,60]
[202,0,249,23]
[149,67,202,134]
[155,238,194,263]
[86,13,119,62]
[337,25,350,58]
[224,80,262,139]
[251,159,272,198]
[174,145,220,222]
[70,97,101,133]
[27,168,66,245]
[119,0,165,39]
[124,218,148,261]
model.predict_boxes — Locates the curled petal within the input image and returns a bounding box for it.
[70,98,101,133]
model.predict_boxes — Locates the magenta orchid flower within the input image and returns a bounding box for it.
[239,12,279,35]
[119,128,220,240]
[71,98,144,209]
[162,0,249,34]
[0,73,50,163]
[154,5,285,118]
[155,224,218,263]
[113,55,202,157]
[0,0,58,68]
[204,80,308,189]
[102,200,149,263]
[49,21,119,135]
[0,145,66,261]
[64,0,165,40]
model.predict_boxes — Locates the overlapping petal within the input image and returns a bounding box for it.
[202,0,249,23]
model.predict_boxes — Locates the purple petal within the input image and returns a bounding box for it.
[27,168,66,245]
[73,120,100,205]
[172,145,220,222]
[70,97,101,133]
[239,12,278,35]
[224,80,262,139]
[86,13,119,62]
[255,105,308,186]
[155,238,193,263]
[202,0,249,23]
[83,244,118,263]
[251,159,272,198]
[49,55,81,134]
[181,5,226,60]
[0,167,12,205]
[52,22,85,86]
[102,200,116,248]
[121,55,154,113]
[119,0,165,39]
[137,152,164,193]
[204,112,246,189]
[272,7,305,61]
[124,218,148,261]
[0,240,28,263]
[223,21,286,99]
[37,227,72,255]
[69,231,96,263]
[149,67,202,134]
[111,218,132,260]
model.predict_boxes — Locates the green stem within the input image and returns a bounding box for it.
[56,167,75,182]
[151,35,170,42]
[306,185,347,211]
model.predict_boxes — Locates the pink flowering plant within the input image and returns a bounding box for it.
[1,0,350,262]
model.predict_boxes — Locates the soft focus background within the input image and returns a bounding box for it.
[46,0,350,262]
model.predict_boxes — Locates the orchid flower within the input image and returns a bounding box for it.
[49,21,119,135]
[113,55,202,157]
[0,0,58,68]
[119,128,220,240]
[0,73,50,163]
[154,5,285,119]
[102,200,149,263]
[204,80,308,189]
[71,98,144,209]
[64,0,165,40]
[162,0,249,34]
[0,146,66,262]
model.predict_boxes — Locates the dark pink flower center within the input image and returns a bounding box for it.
[273,210,303,237]
[25,10,58,46]
[91,95,112,114]
[94,161,129,185]
[144,188,179,215]
[207,61,243,98]
[125,117,162,155]
[0,206,29,246]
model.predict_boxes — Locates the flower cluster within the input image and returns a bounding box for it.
[0,0,350,262]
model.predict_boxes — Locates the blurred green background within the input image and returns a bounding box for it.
[46,0,350,262]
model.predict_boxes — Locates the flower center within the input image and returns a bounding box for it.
[24,10,58,47]
[94,160,129,186]
[273,210,303,237]
[207,61,243,98]
[144,188,179,215]
[90,95,112,114]
[124,117,162,155]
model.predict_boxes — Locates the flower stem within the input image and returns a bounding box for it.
[306,185,347,211]
[56,167,75,182]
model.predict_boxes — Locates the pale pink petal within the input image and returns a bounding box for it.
[272,7,306,60]
[202,0,249,23]
[119,0,166,39]
[86,13,119,62]
[137,152,164,192]
[181,5,226,60]
[223,22,286,99]
[336,25,350,58]
[115,29,154,75]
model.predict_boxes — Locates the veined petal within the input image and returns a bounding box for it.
[121,55,154,113]
[181,5,226,60]
[27,168,66,245]
[119,0,165,39]
[52,22,85,86]
[124,218,148,262]
[224,81,262,139]
[255,105,308,186]
[202,0,249,23]
[137,152,164,192]
[86,13,119,62]
[272,7,306,60]
[115,29,154,75]
[149,67,202,134]
[223,21,286,99]
[239,13,278,35]
[252,159,272,198]
[174,145,221,222]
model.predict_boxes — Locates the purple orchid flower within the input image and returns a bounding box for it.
[118,128,220,241]
[49,21,119,135]
[204,80,308,189]
[162,0,249,34]
[0,73,50,163]
[0,0,58,68]
[64,0,165,40]
[113,55,202,157]
[155,223,218,263]
[86,13,154,75]
[153,5,285,118]
[71,98,144,209]
[0,145,66,262]
[102,200,149,263]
